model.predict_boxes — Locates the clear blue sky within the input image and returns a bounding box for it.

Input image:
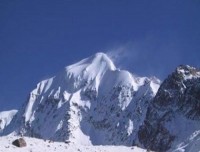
[0,0,200,111]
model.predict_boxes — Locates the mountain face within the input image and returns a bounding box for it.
[2,53,160,145]
[1,53,200,151]
[138,65,200,151]
[0,110,17,133]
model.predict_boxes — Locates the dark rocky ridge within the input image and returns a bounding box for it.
[138,65,200,151]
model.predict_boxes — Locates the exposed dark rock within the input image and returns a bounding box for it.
[138,65,200,151]
[12,138,27,147]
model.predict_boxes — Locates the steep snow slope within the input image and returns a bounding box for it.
[138,65,200,151]
[3,52,160,146]
[0,135,147,152]
[0,110,17,133]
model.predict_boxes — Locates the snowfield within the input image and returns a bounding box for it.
[0,135,147,152]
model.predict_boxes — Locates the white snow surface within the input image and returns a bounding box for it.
[0,110,17,132]
[0,135,147,152]
[2,52,161,146]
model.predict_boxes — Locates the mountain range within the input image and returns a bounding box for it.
[1,53,200,152]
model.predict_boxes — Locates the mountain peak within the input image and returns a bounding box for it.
[176,65,200,80]
[64,52,116,84]
[2,52,160,145]
[94,52,109,58]
[91,52,116,70]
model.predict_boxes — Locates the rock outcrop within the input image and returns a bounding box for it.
[138,65,200,151]
[12,138,27,147]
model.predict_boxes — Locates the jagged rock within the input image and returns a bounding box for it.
[12,138,27,147]
[138,65,200,151]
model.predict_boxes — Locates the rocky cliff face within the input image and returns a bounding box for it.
[138,65,200,151]
[2,53,160,145]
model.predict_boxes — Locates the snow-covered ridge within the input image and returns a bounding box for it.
[2,52,160,147]
[0,110,17,132]
[66,52,116,74]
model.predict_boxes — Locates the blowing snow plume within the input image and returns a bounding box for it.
[106,43,138,70]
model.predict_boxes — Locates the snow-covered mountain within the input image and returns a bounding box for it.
[2,52,160,146]
[0,110,17,133]
[1,53,200,152]
[138,65,200,151]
